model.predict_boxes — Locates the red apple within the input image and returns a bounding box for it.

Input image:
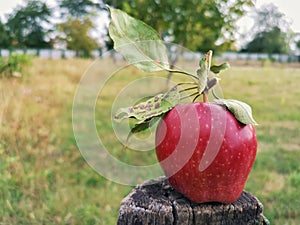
[155,102,257,204]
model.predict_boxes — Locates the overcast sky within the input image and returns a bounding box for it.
[0,0,299,39]
[254,0,300,32]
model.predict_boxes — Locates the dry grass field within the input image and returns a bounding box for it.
[0,58,300,224]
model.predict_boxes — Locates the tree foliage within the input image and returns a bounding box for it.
[242,3,291,54]
[5,0,53,48]
[58,0,104,18]
[106,0,255,52]
[0,53,32,77]
[297,39,300,51]
[58,18,98,57]
[252,3,290,34]
[57,0,104,56]
[244,27,290,54]
[0,19,11,48]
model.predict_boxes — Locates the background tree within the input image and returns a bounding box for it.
[242,3,291,54]
[56,0,103,56]
[296,40,300,53]
[0,19,11,48]
[293,33,300,55]
[57,0,104,19]
[57,18,98,57]
[5,0,53,48]
[106,0,255,53]
[244,27,290,54]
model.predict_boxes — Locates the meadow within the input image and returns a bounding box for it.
[0,57,300,224]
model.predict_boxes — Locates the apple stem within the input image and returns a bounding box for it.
[203,93,208,102]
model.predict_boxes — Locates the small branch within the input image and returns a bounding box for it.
[207,78,219,89]
[202,78,220,95]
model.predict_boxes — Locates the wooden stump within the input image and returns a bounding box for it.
[118,177,269,225]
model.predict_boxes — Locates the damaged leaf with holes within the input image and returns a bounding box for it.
[114,85,180,124]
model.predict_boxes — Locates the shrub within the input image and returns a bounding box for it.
[0,53,32,78]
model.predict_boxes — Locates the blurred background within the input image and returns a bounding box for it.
[0,0,300,224]
[1,0,300,59]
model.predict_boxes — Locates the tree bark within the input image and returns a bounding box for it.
[118,176,269,225]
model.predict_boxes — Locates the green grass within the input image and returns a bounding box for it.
[220,66,300,224]
[1,58,300,224]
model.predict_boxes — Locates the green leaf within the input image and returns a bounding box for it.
[108,7,169,72]
[196,51,212,94]
[210,62,230,74]
[123,116,161,150]
[196,59,207,94]
[214,99,258,125]
[130,117,161,133]
[114,85,180,123]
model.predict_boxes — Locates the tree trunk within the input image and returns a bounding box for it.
[118,177,269,225]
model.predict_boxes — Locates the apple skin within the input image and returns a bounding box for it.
[155,102,257,204]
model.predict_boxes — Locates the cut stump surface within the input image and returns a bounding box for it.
[118,177,269,225]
